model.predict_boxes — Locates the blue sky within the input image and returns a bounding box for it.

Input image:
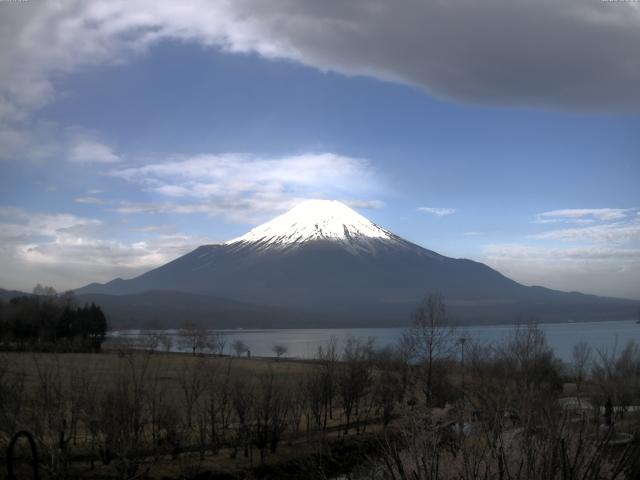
[1,1,639,298]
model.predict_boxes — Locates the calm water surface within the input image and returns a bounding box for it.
[111,320,640,363]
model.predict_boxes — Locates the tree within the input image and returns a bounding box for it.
[178,357,208,428]
[206,331,226,356]
[59,290,76,308]
[140,332,160,352]
[272,344,287,361]
[178,322,208,356]
[337,337,374,434]
[0,299,5,344]
[499,320,560,389]
[95,351,154,478]
[372,347,405,426]
[316,337,339,428]
[1,294,107,351]
[230,377,252,459]
[87,304,108,350]
[572,341,592,397]
[250,370,290,462]
[33,284,57,297]
[403,292,456,406]
[592,339,640,414]
[204,361,234,453]
[231,339,248,357]
[160,334,173,353]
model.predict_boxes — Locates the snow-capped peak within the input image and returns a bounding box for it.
[226,199,394,247]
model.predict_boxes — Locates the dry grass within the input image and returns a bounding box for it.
[3,350,312,403]
[0,350,383,479]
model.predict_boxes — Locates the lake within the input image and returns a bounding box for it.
[110,319,640,363]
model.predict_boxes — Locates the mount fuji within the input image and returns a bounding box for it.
[76,200,639,328]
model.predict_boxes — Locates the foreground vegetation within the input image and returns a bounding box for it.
[2,294,640,479]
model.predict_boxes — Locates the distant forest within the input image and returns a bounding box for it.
[0,284,107,352]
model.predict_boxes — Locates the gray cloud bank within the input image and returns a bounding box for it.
[483,208,640,300]
[1,0,639,124]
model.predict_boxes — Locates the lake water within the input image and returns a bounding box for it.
[110,320,640,363]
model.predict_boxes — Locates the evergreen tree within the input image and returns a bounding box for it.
[1,290,108,351]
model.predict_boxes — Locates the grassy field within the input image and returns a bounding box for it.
[0,350,392,479]
[4,350,312,389]
[5,326,640,480]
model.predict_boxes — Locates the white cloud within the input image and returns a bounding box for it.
[484,244,640,262]
[535,208,632,223]
[114,197,325,223]
[534,222,640,244]
[131,224,176,234]
[16,234,198,271]
[109,152,378,222]
[343,199,384,210]
[418,207,457,217]
[0,206,213,291]
[74,196,111,205]
[109,153,371,194]
[69,137,121,164]
[0,207,102,242]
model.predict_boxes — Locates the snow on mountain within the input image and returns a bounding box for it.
[225,199,396,248]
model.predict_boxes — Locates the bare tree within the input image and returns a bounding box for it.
[404,292,456,406]
[338,337,374,434]
[272,344,287,361]
[231,339,249,357]
[572,341,592,398]
[77,363,102,471]
[140,332,161,353]
[592,339,640,416]
[96,351,155,479]
[499,321,561,389]
[160,334,173,353]
[250,369,290,463]
[146,363,172,458]
[29,355,73,477]
[178,357,208,428]
[193,361,220,460]
[33,283,57,296]
[0,356,26,446]
[230,377,253,460]
[372,404,638,480]
[207,331,226,356]
[303,367,326,432]
[372,348,403,426]
[317,337,339,427]
[205,360,234,453]
[179,322,209,356]
[288,380,307,434]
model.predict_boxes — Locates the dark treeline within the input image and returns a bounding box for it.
[0,284,107,352]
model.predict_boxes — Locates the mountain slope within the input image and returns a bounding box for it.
[75,290,326,329]
[0,288,30,302]
[77,200,640,326]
